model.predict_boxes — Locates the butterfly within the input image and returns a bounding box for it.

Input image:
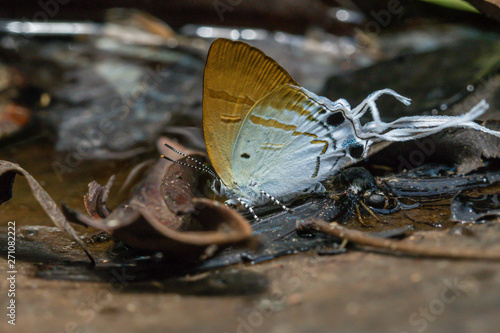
[166,38,500,220]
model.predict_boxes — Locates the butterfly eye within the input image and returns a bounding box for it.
[348,144,364,159]
[211,179,223,195]
[326,112,345,127]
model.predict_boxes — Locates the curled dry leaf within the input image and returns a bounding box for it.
[67,140,254,263]
[0,160,95,265]
[83,176,115,219]
[160,153,206,215]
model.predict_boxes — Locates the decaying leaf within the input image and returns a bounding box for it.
[369,121,500,175]
[0,160,94,264]
[160,153,207,215]
[383,169,500,198]
[83,176,115,219]
[64,140,254,263]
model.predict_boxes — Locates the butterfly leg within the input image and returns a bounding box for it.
[355,204,372,226]
[224,198,239,208]
[259,190,292,213]
[358,200,382,222]
[235,197,260,221]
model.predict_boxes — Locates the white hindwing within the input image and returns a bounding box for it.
[227,85,500,207]
[230,85,360,204]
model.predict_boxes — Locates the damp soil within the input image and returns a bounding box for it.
[0,134,153,227]
[1,135,500,333]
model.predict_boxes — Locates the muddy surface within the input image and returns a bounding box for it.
[1,134,500,333]
[1,226,500,333]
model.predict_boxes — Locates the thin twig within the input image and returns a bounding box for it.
[307,218,500,261]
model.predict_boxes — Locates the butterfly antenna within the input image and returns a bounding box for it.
[161,154,219,179]
[162,143,219,180]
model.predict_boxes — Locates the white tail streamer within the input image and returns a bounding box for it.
[350,90,499,143]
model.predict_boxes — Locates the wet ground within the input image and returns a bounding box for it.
[1,226,500,333]
[1,132,500,333]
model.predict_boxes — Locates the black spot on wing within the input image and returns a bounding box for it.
[241,153,250,159]
[326,112,345,127]
[348,144,364,159]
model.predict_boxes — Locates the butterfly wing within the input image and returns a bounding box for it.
[203,39,297,186]
[231,85,364,201]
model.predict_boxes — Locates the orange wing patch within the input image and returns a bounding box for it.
[292,131,318,138]
[260,143,285,150]
[310,139,329,154]
[220,115,243,123]
[249,115,297,131]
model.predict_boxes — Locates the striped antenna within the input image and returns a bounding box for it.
[162,143,219,180]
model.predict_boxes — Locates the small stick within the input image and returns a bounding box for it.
[305,218,500,261]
